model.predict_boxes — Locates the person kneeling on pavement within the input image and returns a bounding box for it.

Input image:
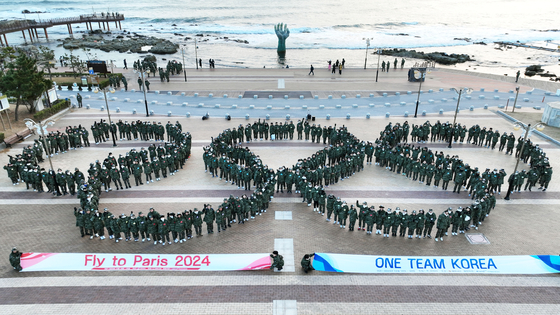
[270,250,284,271]
[301,253,315,273]
[9,247,23,272]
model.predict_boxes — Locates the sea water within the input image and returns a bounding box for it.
[2,0,560,72]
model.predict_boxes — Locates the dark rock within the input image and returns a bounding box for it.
[473,42,487,45]
[62,34,179,54]
[171,24,177,26]
[379,48,473,65]
[196,34,203,37]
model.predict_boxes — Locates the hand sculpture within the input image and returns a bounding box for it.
[274,23,290,53]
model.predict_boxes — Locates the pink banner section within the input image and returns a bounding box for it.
[20,253,272,272]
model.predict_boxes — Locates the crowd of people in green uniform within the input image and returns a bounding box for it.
[90,119,177,145]
[74,126,192,241]
[74,195,266,245]
[371,121,553,194]
[307,194,495,241]
[158,60,183,83]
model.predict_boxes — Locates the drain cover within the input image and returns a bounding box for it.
[465,233,490,245]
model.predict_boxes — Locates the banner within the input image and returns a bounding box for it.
[312,253,560,274]
[20,253,271,272]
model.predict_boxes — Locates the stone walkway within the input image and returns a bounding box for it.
[1,69,560,314]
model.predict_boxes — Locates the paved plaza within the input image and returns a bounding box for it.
[1,68,560,314]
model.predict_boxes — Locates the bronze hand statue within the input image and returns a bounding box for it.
[275,23,290,54]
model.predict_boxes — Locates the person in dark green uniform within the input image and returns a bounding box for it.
[435,209,449,242]
[424,208,436,238]
[76,93,83,108]
[348,205,358,231]
[9,247,23,272]
[301,253,315,273]
[270,251,284,271]
[192,208,203,236]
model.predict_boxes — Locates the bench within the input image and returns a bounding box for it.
[3,128,33,147]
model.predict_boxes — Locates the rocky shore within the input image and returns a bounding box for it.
[61,32,179,54]
[380,48,473,65]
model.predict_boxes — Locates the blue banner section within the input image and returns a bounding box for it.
[312,253,560,274]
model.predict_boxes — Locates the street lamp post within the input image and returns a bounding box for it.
[181,46,187,82]
[134,65,151,117]
[448,87,473,148]
[195,38,198,70]
[364,39,370,70]
[375,48,382,82]
[24,117,61,196]
[94,86,117,147]
[504,122,545,200]
[413,68,427,118]
[512,86,520,113]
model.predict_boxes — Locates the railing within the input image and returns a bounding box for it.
[0,13,124,34]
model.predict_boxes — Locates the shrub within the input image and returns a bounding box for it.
[33,99,70,121]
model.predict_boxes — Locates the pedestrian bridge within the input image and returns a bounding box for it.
[0,13,125,46]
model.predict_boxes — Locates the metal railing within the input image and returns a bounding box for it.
[0,14,124,34]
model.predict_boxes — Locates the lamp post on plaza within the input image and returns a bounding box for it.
[503,122,545,200]
[134,65,151,117]
[24,117,61,196]
[195,38,199,70]
[181,45,188,82]
[94,86,118,147]
[448,87,473,148]
[413,68,427,118]
[511,86,520,113]
[375,48,382,82]
[364,38,370,70]
[181,46,188,82]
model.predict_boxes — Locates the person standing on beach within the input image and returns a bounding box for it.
[342,58,345,68]
[386,61,390,73]
[76,93,82,108]
[308,65,314,75]
[124,59,128,69]
[401,58,405,69]
[339,63,342,75]
[138,77,142,90]
[382,61,385,72]
[328,60,331,71]
[144,80,150,91]
[199,58,202,69]
[394,58,398,69]
[516,70,520,83]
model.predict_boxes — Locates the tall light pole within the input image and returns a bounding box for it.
[195,38,198,70]
[94,86,117,147]
[375,48,382,82]
[181,45,187,82]
[364,38,370,70]
[504,122,545,200]
[413,68,427,118]
[24,117,61,196]
[448,87,473,148]
[512,86,520,113]
[134,64,150,117]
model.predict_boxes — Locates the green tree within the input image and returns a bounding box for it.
[0,51,52,121]
[36,46,57,81]
[63,52,85,78]
[0,47,16,72]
